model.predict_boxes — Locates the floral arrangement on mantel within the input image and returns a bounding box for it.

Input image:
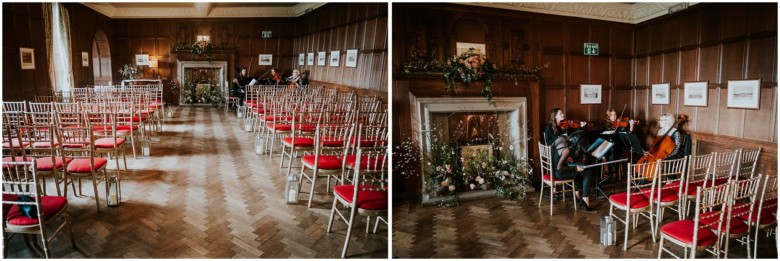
[394,121,531,208]
[191,40,213,55]
[399,48,548,105]
[118,64,142,80]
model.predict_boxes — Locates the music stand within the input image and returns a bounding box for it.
[618,132,645,155]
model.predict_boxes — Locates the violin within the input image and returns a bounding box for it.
[559,119,587,129]
[611,117,641,129]
[636,114,688,180]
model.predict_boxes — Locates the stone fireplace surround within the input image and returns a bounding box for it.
[177,60,228,104]
[412,97,531,205]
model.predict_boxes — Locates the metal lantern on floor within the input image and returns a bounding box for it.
[141,137,152,156]
[107,176,120,207]
[255,134,266,155]
[237,105,244,118]
[166,107,173,118]
[284,172,299,204]
[244,118,253,132]
[600,215,616,246]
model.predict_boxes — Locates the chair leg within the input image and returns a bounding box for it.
[537,182,544,207]
[657,236,664,258]
[340,206,358,258]
[307,168,318,208]
[549,184,553,216]
[624,210,630,250]
[91,175,101,212]
[326,197,339,233]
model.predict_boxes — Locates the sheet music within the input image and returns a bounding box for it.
[248,79,257,86]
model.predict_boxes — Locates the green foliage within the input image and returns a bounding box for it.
[443,48,498,104]
[119,64,141,80]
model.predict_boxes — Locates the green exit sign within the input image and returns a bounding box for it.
[584,43,599,55]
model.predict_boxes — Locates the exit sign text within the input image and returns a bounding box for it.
[584,43,599,56]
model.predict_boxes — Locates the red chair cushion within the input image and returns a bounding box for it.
[296,124,316,132]
[321,136,346,147]
[66,158,108,173]
[282,137,314,147]
[31,141,58,148]
[267,124,292,131]
[609,192,650,209]
[734,205,776,225]
[302,155,342,169]
[640,188,679,203]
[95,138,125,148]
[35,157,72,171]
[6,196,67,226]
[333,185,388,210]
[660,220,718,246]
[2,140,29,148]
[2,156,31,169]
[342,155,386,170]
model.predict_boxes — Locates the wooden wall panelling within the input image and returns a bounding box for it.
[612,27,633,57]
[614,58,632,86]
[648,23,665,54]
[540,53,565,86]
[591,56,610,85]
[540,20,564,52]
[635,26,650,56]
[568,55,589,85]
[699,45,720,83]
[663,17,681,50]
[721,4,748,40]
[635,56,648,86]
[716,87,742,137]
[591,25,611,56]
[749,3,778,34]
[648,54,664,83]
[680,12,699,47]
[699,5,722,45]
[663,52,679,85]
[743,86,777,141]
[566,23,589,56]
[747,37,777,82]
[679,49,698,82]
[721,42,745,81]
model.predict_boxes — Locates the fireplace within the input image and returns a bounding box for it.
[177,60,228,104]
[412,97,529,200]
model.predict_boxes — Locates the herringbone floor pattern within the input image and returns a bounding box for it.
[393,194,778,258]
[4,107,387,258]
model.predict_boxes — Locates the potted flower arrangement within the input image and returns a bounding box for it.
[119,64,142,80]
[191,40,212,55]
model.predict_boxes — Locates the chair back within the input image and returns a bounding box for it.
[3,101,27,113]
[628,160,660,200]
[727,175,762,226]
[350,147,388,195]
[53,103,84,128]
[686,153,713,189]
[34,96,59,103]
[711,150,739,182]
[1,161,44,218]
[538,142,553,180]
[736,147,761,180]
[656,156,689,201]
[692,182,730,252]
[56,126,97,159]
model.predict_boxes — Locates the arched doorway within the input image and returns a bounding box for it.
[92,30,112,84]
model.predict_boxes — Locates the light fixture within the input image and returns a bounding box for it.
[148,58,158,79]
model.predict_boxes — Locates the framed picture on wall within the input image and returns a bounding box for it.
[19,48,35,70]
[345,49,358,68]
[330,50,340,67]
[135,54,149,66]
[317,51,326,66]
[651,83,671,105]
[727,79,761,109]
[456,42,486,55]
[258,54,272,65]
[683,81,708,106]
[307,52,314,66]
[580,84,602,104]
[298,53,305,66]
[81,52,89,67]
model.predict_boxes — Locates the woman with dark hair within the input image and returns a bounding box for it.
[300,70,310,85]
[552,130,595,211]
[270,68,282,85]
[231,67,250,106]
[543,108,587,145]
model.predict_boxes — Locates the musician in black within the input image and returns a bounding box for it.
[231,67,251,106]
[599,108,636,176]
[544,108,587,146]
[552,130,594,211]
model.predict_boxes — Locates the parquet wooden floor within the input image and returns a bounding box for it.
[4,107,387,258]
[393,192,779,258]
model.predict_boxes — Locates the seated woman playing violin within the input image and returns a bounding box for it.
[552,130,595,211]
[544,108,588,146]
[599,109,638,176]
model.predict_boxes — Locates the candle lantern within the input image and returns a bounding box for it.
[244,118,253,132]
[255,134,266,155]
[141,137,152,156]
[166,108,173,118]
[237,105,244,118]
[284,172,300,204]
[600,215,616,246]
[107,176,120,207]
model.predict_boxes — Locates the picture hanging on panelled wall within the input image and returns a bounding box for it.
[330,50,340,67]
[135,54,149,66]
[317,51,326,66]
[19,48,35,70]
[683,81,708,107]
[580,84,602,104]
[651,83,670,105]
[298,53,305,66]
[258,54,273,65]
[727,79,761,109]
[345,49,358,68]
[307,53,314,66]
[82,52,89,67]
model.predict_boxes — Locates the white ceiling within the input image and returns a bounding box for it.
[456,2,698,24]
[82,2,326,18]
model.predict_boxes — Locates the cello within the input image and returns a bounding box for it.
[636,114,688,180]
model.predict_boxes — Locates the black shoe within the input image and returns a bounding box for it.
[578,199,594,212]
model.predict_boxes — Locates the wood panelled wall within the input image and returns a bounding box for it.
[3,3,388,104]
[292,3,388,97]
[392,3,635,200]
[635,3,777,176]
[392,3,778,200]
[3,3,112,101]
